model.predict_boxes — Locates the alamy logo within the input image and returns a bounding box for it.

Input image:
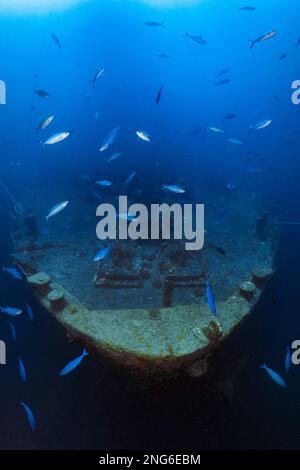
[291,80,300,105]
[0,340,6,365]
[0,80,6,104]
[96,196,205,251]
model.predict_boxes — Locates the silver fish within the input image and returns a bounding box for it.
[163,184,185,194]
[249,30,277,48]
[248,119,272,134]
[36,115,54,132]
[227,138,244,145]
[107,152,122,162]
[124,171,136,185]
[208,126,224,134]
[46,201,69,220]
[44,132,70,145]
[182,31,207,45]
[91,68,104,88]
[99,126,120,152]
[136,131,151,142]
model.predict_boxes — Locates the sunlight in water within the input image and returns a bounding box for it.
[0,0,87,14]
[137,0,203,6]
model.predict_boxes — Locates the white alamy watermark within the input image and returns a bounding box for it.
[291,80,300,105]
[96,196,205,250]
[0,340,6,365]
[0,80,6,105]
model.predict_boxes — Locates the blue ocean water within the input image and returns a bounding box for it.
[0,0,300,450]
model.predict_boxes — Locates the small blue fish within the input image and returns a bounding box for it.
[19,401,36,431]
[206,281,217,315]
[18,357,27,383]
[2,266,22,280]
[96,179,112,187]
[94,246,112,262]
[26,303,34,321]
[59,348,89,376]
[91,191,102,201]
[0,306,22,316]
[124,171,136,185]
[163,184,185,194]
[285,347,291,372]
[260,363,287,388]
[6,320,16,342]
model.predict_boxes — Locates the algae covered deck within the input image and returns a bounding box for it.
[12,184,277,311]
[11,184,278,377]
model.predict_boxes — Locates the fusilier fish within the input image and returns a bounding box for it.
[94,246,112,262]
[19,401,36,431]
[278,52,287,60]
[91,68,104,88]
[248,119,272,133]
[107,152,122,162]
[189,126,202,136]
[249,30,277,48]
[217,68,230,77]
[208,126,224,134]
[222,113,236,121]
[34,89,51,99]
[163,184,185,194]
[157,52,169,59]
[0,306,22,316]
[46,201,69,220]
[51,33,61,48]
[99,126,120,152]
[96,179,112,186]
[6,320,16,342]
[145,21,165,27]
[44,132,70,145]
[260,363,287,388]
[156,86,163,104]
[125,171,136,185]
[26,303,34,321]
[36,115,54,132]
[136,131,151,142]
[206,281,217,315]
[215,79,231,86]
[182,31,207,45]
[59,348,89,376]
[285,347,291,372]
[227,138,244,145]
[18,357,27,383]
[239,6,256,11]
[2,266,22,280]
